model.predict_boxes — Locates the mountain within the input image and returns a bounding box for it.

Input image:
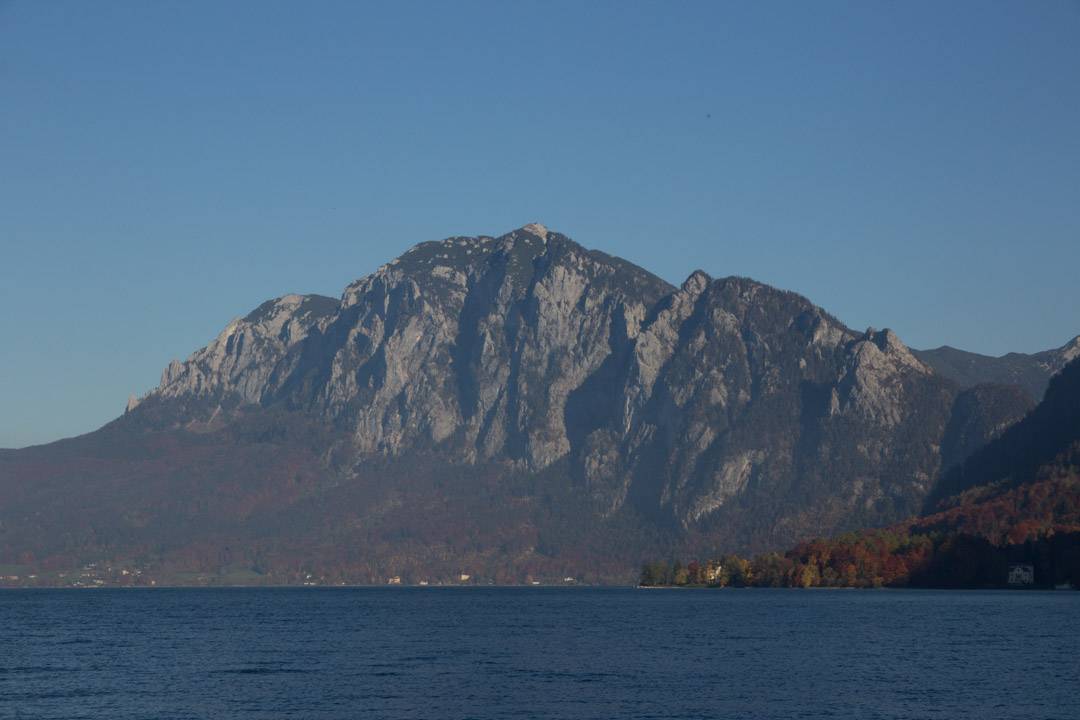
[0,224,1044,585]
[937,383,1035,473]
[703,357,1080,589]
[810,357,1080,589]
[913,337,1080,402]
[925,352,1080,513]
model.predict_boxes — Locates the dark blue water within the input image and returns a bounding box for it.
[1,588,1076,719]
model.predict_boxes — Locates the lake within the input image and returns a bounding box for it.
[1,587,1076,719]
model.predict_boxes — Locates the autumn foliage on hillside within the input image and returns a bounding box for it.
[777,472,1080,588]
[643,467,1080,589]
[644,358,1080,589]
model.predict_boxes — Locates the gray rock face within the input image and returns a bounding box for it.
[586,275,952,541]
[277,225,675,471]
[155,294,339,406]
[140,225,1025,548]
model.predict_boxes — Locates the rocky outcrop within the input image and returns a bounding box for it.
[155,293,339,406]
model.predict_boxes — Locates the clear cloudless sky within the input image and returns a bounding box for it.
[2,1,1078,448]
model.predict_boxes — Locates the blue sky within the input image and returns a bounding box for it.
[2,0,1078,448]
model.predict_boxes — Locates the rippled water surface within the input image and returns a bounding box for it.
[1,587,1077,719]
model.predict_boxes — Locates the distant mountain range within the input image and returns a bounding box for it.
[912,338,1080,402]
[0,224,1073,585]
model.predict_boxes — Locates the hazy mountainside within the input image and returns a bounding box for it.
[913,338,1080,402]
[925,355,1080,513]
[0,225,1055,584]
[646,358,1080,589]
[783,357,1080,589]
[938,383,1034,473]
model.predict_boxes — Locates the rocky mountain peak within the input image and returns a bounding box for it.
[681,269,712,296]
[110,226,1036,553]
[865,328,930,373]
[519,222,549,240]
[342,225,670,311]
